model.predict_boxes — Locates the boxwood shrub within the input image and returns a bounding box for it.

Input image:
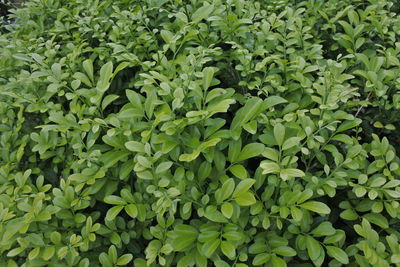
[1,0,400,266]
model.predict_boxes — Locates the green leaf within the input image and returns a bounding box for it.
[221,202,233,218]
[108,245,118,263]
[102,94,119,111]
[324,231,346,244]
[202,239,220,258]
[291,207,303,221]
[236,143,265,162]
[231,98,263,133]
[340,209,359,221]
[179,150,200,162]
[282,137,302,150]
[136,170,154,180]
[229,164,248,179]
[300,201,331,214]
[172,225,198,251]
[264,96,287,109]
[156,161,173,174]
[97,61,114,92]
[42,246,55,261]
[392,254,400,264]
[57,246,68,259]
[221,241,236,259]
[180,138,221,162]
[204,208,228,223]
[219,178,235,202]
[260,162,280,174]
[106,206,124,221]
[202,67,215,90]
[326,246,349,264]
[51,63,62,80]
[214,260,230,267]
[112,62,129,79]
[362,213,388,229]
[160,29,173,44]
[117,254,133,266]
[228,139,242,162]
[104,195,127,205]
[271,255,287,267]
[332,134,353,144]
[235,192,256,206]
[262,148,279,161]
[338,20,354,36]
[233,179,255,197]
[13,53,33,62]
[306,236,322,261]
[125,141,145,153]
[207,99,236,115]
[101,150,130,169]
[311,222,336,236]
[7,247,25,257]
[272,246,297,257]
[83,59,94,81]
[125,204,138,218]
[274,123,285,146]
[73,72,92,87]
[252,253,271,266]
[280,168,305,180]
[243,120,257,134]
[28,247,40,260]
[336,119,361,133]
[192,4,214,23]
[126,89,143,107]
[198,138,221,151]
[99,252,112,266]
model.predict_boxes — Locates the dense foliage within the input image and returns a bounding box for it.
[1,0,400,266]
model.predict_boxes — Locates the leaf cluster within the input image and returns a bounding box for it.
[0,0,400,266]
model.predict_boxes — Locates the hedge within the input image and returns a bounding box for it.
[1,0,400,266]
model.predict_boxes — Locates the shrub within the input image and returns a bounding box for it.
[1,0,400,266]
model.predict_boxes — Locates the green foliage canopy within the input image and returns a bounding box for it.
[1,0,400,266]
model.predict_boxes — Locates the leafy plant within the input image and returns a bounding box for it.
[1,0,400,266]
